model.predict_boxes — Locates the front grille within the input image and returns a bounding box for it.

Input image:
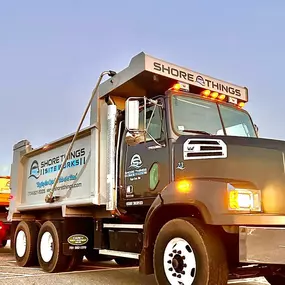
[183,138,227,160]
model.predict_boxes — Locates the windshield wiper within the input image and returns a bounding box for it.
[182,129,212,136]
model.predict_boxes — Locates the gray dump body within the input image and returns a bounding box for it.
[8,100,109,219]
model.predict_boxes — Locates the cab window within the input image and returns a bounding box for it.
[139,103,164,142]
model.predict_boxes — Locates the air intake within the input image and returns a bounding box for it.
[183,138,227,160]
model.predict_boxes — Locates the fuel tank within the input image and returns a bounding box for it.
[174,135,285,214]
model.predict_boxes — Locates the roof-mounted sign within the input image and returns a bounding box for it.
[98,52,248,103]
[144,54,248,102]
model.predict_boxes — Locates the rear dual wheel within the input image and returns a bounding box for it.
[153,218,229,285]
[37,221,84,273]
[14,221,38,267]
[14,220,83,272]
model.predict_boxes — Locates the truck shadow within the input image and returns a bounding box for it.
[0,244,269,285]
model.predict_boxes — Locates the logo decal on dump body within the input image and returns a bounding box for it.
[29,160,40,179]
[27,147,87,180]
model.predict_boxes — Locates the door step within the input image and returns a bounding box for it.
[103,223,143,230]
[99,249,140,259]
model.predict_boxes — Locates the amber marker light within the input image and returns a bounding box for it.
[238,102,245,108]
[177,180,192,193]
[201,89,211,96]
[173,83,181,91]
[211,92,219,99]
[218,94,226,100]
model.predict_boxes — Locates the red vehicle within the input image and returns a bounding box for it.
[0,176,11,248]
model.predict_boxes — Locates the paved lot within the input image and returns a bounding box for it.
[0,242,270,285]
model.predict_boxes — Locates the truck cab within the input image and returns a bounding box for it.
[118,85,257,210]
[8,52,285,285]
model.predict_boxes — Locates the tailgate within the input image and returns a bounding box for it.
[21,134,93,207]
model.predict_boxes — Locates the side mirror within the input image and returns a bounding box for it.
[125,100,140,131]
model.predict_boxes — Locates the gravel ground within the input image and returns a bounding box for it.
[0,242,270,285]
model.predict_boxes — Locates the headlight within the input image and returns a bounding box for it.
[227,184,262,212]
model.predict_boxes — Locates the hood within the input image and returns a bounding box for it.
[174,135,285,214]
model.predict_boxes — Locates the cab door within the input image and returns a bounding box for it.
[122,97,170,207]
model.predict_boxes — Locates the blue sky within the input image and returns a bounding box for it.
[0,0,284,175]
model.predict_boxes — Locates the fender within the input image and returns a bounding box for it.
[139,178,228,274]
[144,179,229,246]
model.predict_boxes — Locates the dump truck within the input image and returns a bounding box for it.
[7,52,285,284]
[0,176,11,247]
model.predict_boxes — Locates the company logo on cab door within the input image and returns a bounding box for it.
[129,154,143,169]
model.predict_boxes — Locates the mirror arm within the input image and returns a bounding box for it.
[145,131,164,147]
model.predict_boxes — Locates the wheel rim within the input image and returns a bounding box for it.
[40,231,54,263]
[163,237,196,284]
[16,230,27,258]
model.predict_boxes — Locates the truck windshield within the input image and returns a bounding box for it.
[171,95,257,137]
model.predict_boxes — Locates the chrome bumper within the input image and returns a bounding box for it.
[239,226,285,264]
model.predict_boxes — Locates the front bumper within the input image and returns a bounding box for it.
[239,226,285,265]
[213,214,285,225]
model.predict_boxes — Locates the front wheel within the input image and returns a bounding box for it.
[153,218,228,285]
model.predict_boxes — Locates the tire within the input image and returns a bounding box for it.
[14,221,38,267]
[153,218,228,285]
[114,257,139,267]
[37,221,69,273]
[266,275,285,285]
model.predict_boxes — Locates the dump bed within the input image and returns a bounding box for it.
[9,120,110,216]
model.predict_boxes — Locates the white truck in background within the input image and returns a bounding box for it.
[7,52,285,285]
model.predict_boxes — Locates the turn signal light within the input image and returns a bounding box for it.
[177,180,192,193]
